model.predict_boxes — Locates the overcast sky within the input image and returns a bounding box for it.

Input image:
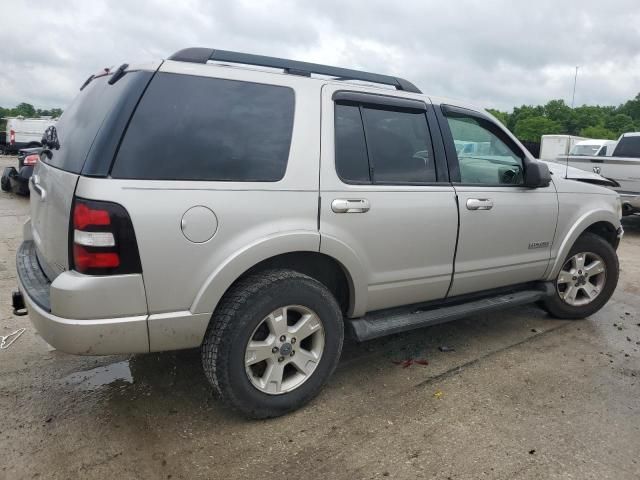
[2,0,639,111]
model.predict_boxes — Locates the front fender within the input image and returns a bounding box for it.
[546,208,620,280]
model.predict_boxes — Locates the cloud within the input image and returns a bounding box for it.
[1,0,639,110]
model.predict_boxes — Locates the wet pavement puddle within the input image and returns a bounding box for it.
[62,361,133,391]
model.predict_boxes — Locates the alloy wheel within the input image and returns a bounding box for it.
[245,305,325,395]
[557,251,607,307]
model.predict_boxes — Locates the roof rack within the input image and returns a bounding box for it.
[167,48,422,94]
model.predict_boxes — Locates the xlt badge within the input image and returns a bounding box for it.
[528,241,550,249]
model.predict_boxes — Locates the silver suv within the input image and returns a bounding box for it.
[14,48,623,418]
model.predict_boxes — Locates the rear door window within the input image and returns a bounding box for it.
[111,73,295,181]
[362,107,436,184]
[334,104,370,183]
[334,101,436,184]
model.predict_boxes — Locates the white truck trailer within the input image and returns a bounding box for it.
[539,134,587,161]
[1,116,57,154]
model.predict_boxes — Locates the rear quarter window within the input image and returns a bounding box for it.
[111,73,295,181]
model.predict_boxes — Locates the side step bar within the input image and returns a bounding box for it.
[347,285,554,342]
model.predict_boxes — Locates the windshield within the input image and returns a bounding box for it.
[569,144,601,156]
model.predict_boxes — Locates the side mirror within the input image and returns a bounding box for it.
[523,160,551,188]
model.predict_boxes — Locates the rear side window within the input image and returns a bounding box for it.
[111,73,295,181]
[334,102,436,184]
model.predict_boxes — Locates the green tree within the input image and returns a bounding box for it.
[486,108,509,126]
[617,93,640,122]
[572,105,608,132]
[579,125,617,140]
[11,102,36,117]
[513,116,562,142]
[604,113,636,136]
[507,104,544,131]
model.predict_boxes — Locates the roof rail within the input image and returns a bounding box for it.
[167,48,422,94]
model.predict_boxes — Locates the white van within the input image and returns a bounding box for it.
[569,139,617,157]
[2,117,57,153]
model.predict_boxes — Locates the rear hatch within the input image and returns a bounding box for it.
[30,66,157,280]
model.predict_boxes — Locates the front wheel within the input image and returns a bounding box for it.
[542,233,619,319]
[201,269,344,418]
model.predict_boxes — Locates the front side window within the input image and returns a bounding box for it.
[112,73,294,181]
[334,102,436,184]
[445,111,524,185]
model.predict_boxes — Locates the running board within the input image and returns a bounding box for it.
[347,285,553,342]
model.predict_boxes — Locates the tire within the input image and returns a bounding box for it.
[542,233,619,319]
[1,168,12,192]
[201,269,344,419]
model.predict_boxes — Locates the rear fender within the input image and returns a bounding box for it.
[190,231,320,315]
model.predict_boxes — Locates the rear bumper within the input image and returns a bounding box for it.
[16,241,150,355]
[619,193,640,214]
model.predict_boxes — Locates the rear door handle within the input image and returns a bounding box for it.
[331,199,370,213]
[466,198,493,210]
[30,175,46,201]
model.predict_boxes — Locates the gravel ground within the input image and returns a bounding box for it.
[1,155,639,479]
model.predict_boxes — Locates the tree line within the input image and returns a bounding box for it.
[0,103,63,131]
[488,93,640,142]
[3,93,640,143]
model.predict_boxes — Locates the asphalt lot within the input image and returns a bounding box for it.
[1,154,639,480]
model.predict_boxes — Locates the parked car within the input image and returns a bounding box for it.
[539,134,587,160]
[13,48,623,418]
[569,139,616,157]
[1,147,41,195]
[554,131,640,215]
[2,117,56,154]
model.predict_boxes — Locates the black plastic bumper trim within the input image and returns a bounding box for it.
[16,241,51,312]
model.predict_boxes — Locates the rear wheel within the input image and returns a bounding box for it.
[1,168,12,192]
[542,233,618,319]
[201,269,344,418]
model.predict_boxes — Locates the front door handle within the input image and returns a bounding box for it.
[331,198,370,213]
[466,198,493,210]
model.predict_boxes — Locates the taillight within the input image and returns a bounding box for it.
[9,130,15,144]
[70,197,142,275]
[23,154,39,166]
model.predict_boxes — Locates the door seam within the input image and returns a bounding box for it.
[445,188,460,298]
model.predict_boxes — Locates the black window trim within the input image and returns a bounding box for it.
[437,103,529,187]
[333,90,449,186]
